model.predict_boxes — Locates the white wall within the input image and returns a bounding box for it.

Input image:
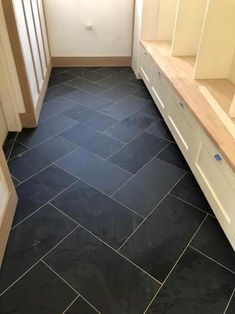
[44,0,134,57]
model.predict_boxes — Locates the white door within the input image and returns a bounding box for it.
[0,103,7,145]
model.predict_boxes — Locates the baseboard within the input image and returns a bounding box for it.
[52,56,132,67]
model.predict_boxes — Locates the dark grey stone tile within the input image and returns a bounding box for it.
[120,195,206,282]
[12,176,20,187]
[146,120,175,142]
[109,132,168,173]
[0,204,76,294]
[65,89,112,110]
[98,72,134,88]
[104,110,157,143]
[129,78,145,87]
[13,165,77,226]
[40,96,82,123]
[51,67,73,76]
[56,147,131,195]
[140,102,162,119]
[96,67,126,76]
[48,72,76,88]
[44,227,160,314]
[69,68,105,81]
[52,180,142,249]
[170,173,214,215]
[191,216,235,272]
[61,124,123,158]
[8,136,77,181]
[3,132,17,160]
[17,115,78,148]
[147,247,235,314]
[44,84,76,103]
[101,95,152,121]
[100,83,142,102]
[64,106,117,131]
[65,297,98,314]
[0,262,76,314]
[226,295,235,314]
[113,158,185,216]
[66,78,110,95]
[8,142,28,160]
[157,143,191,171]
[133,88,153,101]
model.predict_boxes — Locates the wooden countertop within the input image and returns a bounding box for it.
[141,40,235,172]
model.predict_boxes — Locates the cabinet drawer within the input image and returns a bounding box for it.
[139,47,152,85]
[195,136,235,248]
[167,90,198,157]
[151,67,170,117]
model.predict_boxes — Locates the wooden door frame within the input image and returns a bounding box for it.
[0,147,17,268]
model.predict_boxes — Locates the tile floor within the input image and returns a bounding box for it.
[1,67,235,314]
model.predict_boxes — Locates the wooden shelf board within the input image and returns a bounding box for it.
[141,40,235,171]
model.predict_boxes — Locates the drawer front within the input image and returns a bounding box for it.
[195,136,235,248]
[151,67,170,117]
[167,90,197,157]
[139,47,152,85]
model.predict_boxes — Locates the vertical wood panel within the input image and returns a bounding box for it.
[37,0,50,66]
[12,0,38,106]
[31,0,47,77]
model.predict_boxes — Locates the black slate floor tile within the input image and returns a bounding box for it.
[8,142,28,160]
[100,82,142,102]
[65,297,98,314]
[96,67,126,75]
[48,72,76,88]
[120,195,206,282]
[191,216,235,272]
[157,142,191,171]
[12,176,20,187]
[3,132,17,160]
[65,89,112,110]
[13,165,77,226]
[170,172,214,215]
[146,120,175,142]
[147,247,235,314]
[51,67,73,76]
[113,158,185,216]
[39,96,82,123]
[64,106,117,131]
[51,180,142,249]
[104,109,157,143]
[44,84,76,103]
[109,132,169,173]
[17,115,78,148]
[101,95,152,121]
[8,136,77,181]
[0,262,76,314]
[129,78,145,87]
[69,68,105,81]
[56,147,131,195]
[133,87,153,101]
[44,227,160,314]
[98,71,134,88]
[0,204,76,294]
[66,78,110,95]
[61,124,123,158]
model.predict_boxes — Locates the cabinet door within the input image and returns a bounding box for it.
[0,148,17,268]
[194,132,235,250]
[139,46,152,85]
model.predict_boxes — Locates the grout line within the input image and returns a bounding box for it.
[53,163,145,220]
[168,193,215,218]
[75,223,162,286]
[49,203,82,226]
[11,179,79,230]
[143,214,208,313]
[62,295,80,314]
[41,260,79,294]
[224,288,235,314]
[6,132,18,162]
[0,226,79,297]
[117,172,187,252]
[189,246,235,275]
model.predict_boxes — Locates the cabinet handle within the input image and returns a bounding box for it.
[178,102,184,108]
[157,71,161,76]
[214,154,222,161]
[144,52,147,56]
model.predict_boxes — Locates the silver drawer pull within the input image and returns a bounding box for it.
[214,154,222,161]
[178,102,184,108]
[157,71,161,76]
[144,52,147,56]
